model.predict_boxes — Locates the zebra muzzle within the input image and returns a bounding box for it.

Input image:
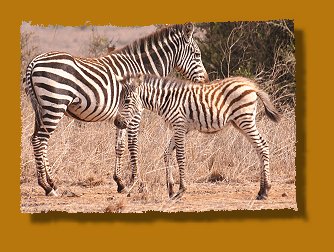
[114,115,128,129]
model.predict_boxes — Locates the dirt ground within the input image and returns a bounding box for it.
[20,181,297,213]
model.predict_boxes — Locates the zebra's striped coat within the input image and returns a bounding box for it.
[24,23,208,196]
[115,74,280,200]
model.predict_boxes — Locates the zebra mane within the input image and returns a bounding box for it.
[121,73,192,88]
[146,74,192,87]
[122,74,260,93]
[113,24,185,54]
[145,75,262,93]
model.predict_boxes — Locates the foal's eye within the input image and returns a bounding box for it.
[124,98,131,104]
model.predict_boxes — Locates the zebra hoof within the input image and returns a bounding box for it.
[47,189,59,197]
[116,181,128,193]
[256,190,268,200]
[171,188,186,200]
[256,185,270,200]
[168,187,174,198]
[256,194,268,200]
[168,191,174,199]
[118,186,129,194]
[256,194,267,200]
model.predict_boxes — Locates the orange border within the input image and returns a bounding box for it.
[1,0,330,250]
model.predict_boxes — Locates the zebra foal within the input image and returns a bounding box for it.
[114,74,280,200]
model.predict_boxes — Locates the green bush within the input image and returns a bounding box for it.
[196,21,295,108]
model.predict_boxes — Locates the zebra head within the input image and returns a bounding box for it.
[173,23,209,83]
[114,74,144,130]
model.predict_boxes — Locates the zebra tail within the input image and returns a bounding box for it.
[256,89,281,123]
[24,63,45,128]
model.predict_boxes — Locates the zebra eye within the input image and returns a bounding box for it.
[124,98,131,104]
[195,52,201,58]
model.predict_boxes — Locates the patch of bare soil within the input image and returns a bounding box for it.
[20,181,297,213]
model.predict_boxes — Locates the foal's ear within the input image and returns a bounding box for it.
[183,22,194,41]
[128,74,143,92]
[133,73,144,87]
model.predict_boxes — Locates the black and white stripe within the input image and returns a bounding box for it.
[115,74,280,200]
[24,23,209,196]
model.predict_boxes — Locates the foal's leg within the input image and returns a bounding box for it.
[113,128,127,193]
[127,113,142,186]
[163,137,176,198]
[232,118,271,200]
[172,127,188,199]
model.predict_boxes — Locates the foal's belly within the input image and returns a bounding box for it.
[166,113,227,134]
[188,120,225,134]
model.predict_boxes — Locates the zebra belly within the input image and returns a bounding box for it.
[198,127,221,134]
[66,97,117,122]
[186,112,226,133]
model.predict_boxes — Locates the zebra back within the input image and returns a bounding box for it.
[24,23,208,124]
[115,74,280,132]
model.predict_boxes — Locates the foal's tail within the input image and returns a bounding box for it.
[256,89,281,123]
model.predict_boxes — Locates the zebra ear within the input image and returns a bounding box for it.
[115,75,124,83]
[183,22,194,41]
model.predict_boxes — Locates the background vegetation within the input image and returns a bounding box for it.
[196,20,295,108]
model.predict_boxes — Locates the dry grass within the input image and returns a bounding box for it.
[105,198,126,213]
[21,90,296,202]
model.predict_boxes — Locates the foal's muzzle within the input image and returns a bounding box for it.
[194,72,209,83]
[114,115,127,129]
[200,72,210,83]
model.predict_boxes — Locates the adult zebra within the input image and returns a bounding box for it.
[24,23,209,196]
[114,74,280,200]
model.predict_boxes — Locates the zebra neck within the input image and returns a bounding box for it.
[110,38,176,77]
[138,83,160,113]
[139,78,183,115]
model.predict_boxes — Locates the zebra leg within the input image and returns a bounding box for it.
[255,135,271,200]
[163,137,176,198]
[31,121,59,196]
[127,113,142,186]
[172,127,187,200]
[113,128,128,193]
[233,120,271,200]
